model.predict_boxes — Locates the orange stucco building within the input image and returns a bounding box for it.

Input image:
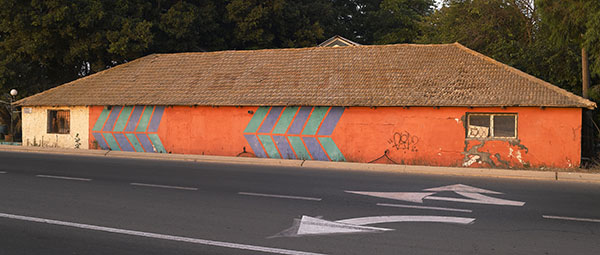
[18,43,596,169]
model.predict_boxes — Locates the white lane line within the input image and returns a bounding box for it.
[238,192,322,201]
[0,212,325,255]
[377,203,472,213]
[36,175,91,181]
[0,171,6,174]
[542,215,600,223]
[130,183,198,191]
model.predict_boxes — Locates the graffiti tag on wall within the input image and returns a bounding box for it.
[388,131,419,152]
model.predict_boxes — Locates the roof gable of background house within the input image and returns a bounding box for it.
[16,43,596,109]
[318,35,361,47]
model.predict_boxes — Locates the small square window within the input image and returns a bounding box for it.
[467,113,516,139]
[47,110,70,134]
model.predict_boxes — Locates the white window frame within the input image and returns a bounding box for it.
[467,113,517,139]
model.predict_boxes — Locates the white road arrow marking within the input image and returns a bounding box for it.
[346,184,525,207]
[336,215,475,225]
[296,216,392,236]
[345,191,434,203]
[275,215,475,237]
[376,203,473,213]
[423,184,502,194]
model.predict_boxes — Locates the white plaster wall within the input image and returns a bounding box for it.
[22,106,89,149]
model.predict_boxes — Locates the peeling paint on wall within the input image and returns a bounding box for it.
[462,140,495,167]
[463,139,531,168]
[508,147,523,164]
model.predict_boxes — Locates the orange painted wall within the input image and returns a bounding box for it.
[332,107,582,168]
[89,106,582,168]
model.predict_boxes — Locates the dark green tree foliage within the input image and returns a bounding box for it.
[368,0,435,44]
[0,0,435,101]
[226,0,342,49]
[420,0,600,96]
[420,0,535,67]
[537,0,600,92]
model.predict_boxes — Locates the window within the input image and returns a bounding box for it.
[47,110,70,134]
[467,113,516,139]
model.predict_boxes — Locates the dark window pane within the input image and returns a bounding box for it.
[468,115,490,138]
[47,110,70,134]
[469,115,490,127]
[494,115,515,137]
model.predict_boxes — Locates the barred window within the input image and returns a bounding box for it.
[467,113,516,139]
[47,110,70,134]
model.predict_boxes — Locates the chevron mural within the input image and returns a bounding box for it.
[91,106,166,153]
[243,106,345,161]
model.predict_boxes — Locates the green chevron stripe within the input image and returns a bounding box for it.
[244,107,269,133]
[272,106,299,134]
[258,135,280,158]
[92,108,111,131]
[302,107,329,135]
[136,106,154,132]
[288,136,311,160]
[113,106,133,132]
[125,133,144,152]
[148,134,166,153]
[318,137,345,162]
[102,133,120,151]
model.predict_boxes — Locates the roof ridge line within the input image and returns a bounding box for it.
[453,42,596,109]
[152,43,459,57]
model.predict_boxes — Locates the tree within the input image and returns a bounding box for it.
[537,0,600,95]
[225,0,336,49]
[419,0,536,67]
[368,0,435,44]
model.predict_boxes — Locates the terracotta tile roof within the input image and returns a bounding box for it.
[16,43,596,109]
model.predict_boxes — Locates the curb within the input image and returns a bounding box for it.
[0,145,598,183]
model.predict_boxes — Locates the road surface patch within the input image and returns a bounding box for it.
[0,212,326,255]
[238,192,322,201]
[376,203,472,213]
[130,182,198,191]
[36,175,91,181]
[542,215,600,223]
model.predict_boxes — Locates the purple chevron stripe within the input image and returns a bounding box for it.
[318,107,344,136]
[92,132,109,150]
[287,107,312,135]
[303,137,329,161]
[147,106,165,132]
[273,136,296,159]
[244,134,267,158]
[102,106,122,131]
[136,134,154,152]
[114,133,134,152]
[258,107,283,133]
[124,106,144,132]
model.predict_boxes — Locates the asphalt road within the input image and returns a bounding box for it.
[0,151,599,255]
